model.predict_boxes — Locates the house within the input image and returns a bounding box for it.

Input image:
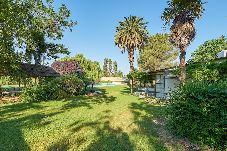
[146,68,179,99]
[148,50,227,99]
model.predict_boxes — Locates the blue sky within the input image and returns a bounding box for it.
[54,0,227,74]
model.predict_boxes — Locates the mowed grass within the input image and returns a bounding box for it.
[0,85,171,151]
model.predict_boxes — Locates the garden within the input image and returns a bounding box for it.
[1,0,227,151]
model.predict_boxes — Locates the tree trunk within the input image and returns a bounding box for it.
[128,49,134,94]
[179,48,186,83]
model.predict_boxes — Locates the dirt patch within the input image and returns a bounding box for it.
[157,118,213,151]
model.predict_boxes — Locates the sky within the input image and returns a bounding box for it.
[53,0,227,74]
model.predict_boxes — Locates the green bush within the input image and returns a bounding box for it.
[168,80,227,150]
[21,75,86,102]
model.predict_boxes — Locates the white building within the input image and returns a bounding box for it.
[147,68,179,99]
[149,50,227,99]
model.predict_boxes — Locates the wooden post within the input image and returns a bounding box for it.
[153,80,157,97]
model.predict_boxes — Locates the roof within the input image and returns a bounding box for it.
[21,63,60,77]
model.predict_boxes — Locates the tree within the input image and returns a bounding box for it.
[108,59,113,76]
[139,33,178,72]
[88,61,102,90]
[190,36,227,63]
[187,36,227,81]
[60,54,102,87]
[113,61,118,76]
[103,58,109,77]
[1,0,75,73]
[162,0,205,83]
[115,16,149,93]
[25,31,69,65]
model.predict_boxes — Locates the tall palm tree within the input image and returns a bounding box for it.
[162,0,205,83]
[115,16,149,93]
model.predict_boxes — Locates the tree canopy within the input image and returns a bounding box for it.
[60,54,102,83]
[115,16,149,71]
[139,33,178,72]
[162,0,205,82]
[1,0,75,75]
[190,36,227,63]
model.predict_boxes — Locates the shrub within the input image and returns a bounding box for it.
[21,75,86,102]
[168,80,227,150]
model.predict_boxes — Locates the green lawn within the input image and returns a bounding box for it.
[0,86,179,151]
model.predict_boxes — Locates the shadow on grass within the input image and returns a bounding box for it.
[129,101,168,150]
[48,110,134,151]
[62,88,117,110]
[0,111,62,151]
[0,102,44,117]
[120,87,131,95]
[121,86,169,150]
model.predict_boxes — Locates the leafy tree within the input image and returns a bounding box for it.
[88,61,102,90]
[162,0,205,83]
[108,59,113,76]
[139,33,178,72]
[60,54,102,84]
[103,58,109,77]
[1,0,75,73]
[115,16,149,93]
[186,36,227,81]
[113,61,118,76]
[116,71,124,78]
[25,31,69,65]
[190,36,227,63]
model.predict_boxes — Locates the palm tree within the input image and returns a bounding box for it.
[162,0,205,83]
[115,16,149,93]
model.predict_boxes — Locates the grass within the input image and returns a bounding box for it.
[0,85,178,151]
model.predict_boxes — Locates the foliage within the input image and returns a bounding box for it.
[25,31,70,65]
[162,0,205,82]
[162,0,205,24]
[187,60,227,81]
[190,36,227,63]
[21,75,85,102]
[168,80,227,149]
[115,15,149,71]
[60,54,102,83]
[103,58,109,77]
[108,59,113,76]
[127,70,153,85]
[113,61,118,75]
[187,36,227,81]
[115,71,124,78]
[139,33,178,72]
[1,0,75,74]
[51,60,82,75]
[102,58,122,77]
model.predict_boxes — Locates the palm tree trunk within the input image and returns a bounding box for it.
[179,48,186,83]
[128,49,134,94]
